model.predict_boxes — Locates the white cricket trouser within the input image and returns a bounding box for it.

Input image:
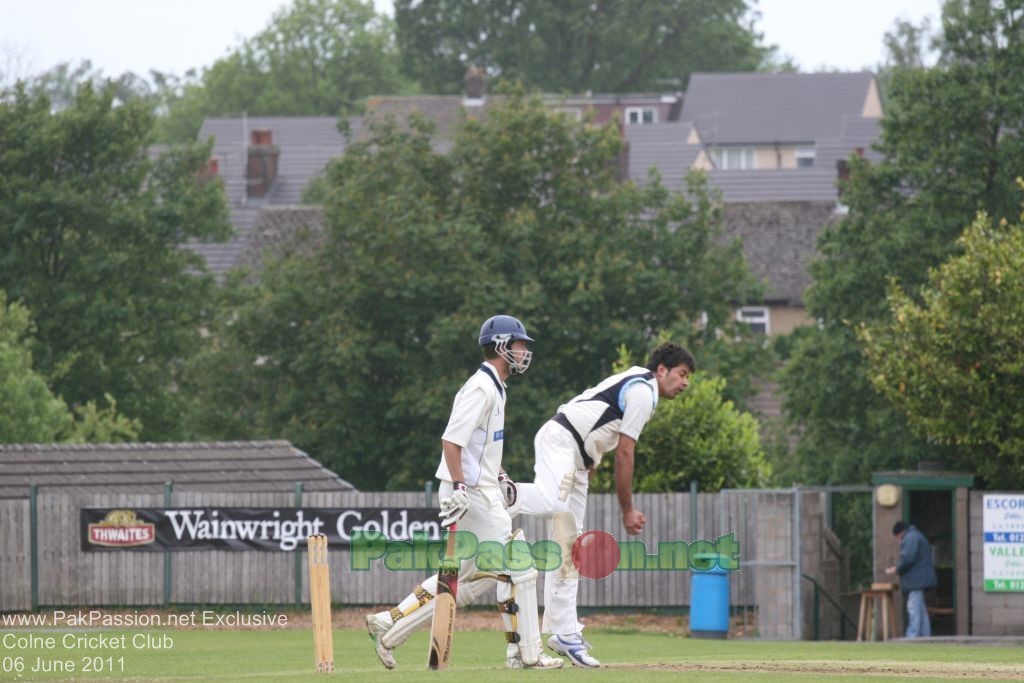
[517,420,590,635]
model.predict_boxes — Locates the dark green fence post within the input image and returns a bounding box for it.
[30,484,39,611]
[295,482,304,605]
[163,481,173,607]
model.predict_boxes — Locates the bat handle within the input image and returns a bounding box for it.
[444,521,458,556]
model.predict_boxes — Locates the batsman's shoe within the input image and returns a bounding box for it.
[506,647,565,669]
[364,613,396,670]
[547,633,600,668]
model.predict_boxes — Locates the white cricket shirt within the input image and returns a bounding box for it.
[553,366,658,468]
[435,362,506,488]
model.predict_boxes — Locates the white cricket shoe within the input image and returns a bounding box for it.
[364,613,396,669]
[547,633,600,668]
[506,646,565,669]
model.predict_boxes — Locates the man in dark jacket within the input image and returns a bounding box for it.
[885,521,938,637]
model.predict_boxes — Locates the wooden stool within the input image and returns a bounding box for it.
[857,582,897,641]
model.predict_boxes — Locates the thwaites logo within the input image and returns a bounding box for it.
[87,509,156,547]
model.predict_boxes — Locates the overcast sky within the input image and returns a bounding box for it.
[1,0,940,83]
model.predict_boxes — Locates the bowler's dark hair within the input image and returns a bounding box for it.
[892,521,909,536]
[646,343,696,373]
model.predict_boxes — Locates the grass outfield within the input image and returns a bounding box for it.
[3,628,1024,682]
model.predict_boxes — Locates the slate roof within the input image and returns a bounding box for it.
[723,201,839,305]
[0,441,355,498]
[363,95,496,145]
[186,116,358,278]
[681,72,878,145]
[624,123,701,187]
[236,205,325,272]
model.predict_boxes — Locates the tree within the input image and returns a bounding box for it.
[0,82,231,439]
[860,207,1024,485]
[0,292,139,443]
[159,0,409,142]
[778,0,1024,485]
[186,95,760,489]
[394,0,775,94]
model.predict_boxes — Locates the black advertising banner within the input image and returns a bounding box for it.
[80,507,441,552]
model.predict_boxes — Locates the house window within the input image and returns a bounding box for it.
[737,306,770,335]
[625,107,656,125]
[711,147,756,170]
[553,107,583,121]
[796,148,816,168]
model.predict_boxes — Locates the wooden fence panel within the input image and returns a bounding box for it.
[0,498,31,611]
[1,487,818,635]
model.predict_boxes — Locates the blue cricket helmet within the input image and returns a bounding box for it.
[478,315,534,346]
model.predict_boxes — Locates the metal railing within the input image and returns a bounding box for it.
[802,573,858,640]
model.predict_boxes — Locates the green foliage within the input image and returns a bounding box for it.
[394,0,775,94]
[159,0,409,142]
[779,2,1024,484]
[0,295,67,442]
[0,82,230,440]
[860,207,1024,485]
[0,293,140,443]
[187,95,760,489]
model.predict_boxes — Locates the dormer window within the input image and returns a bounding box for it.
[796,148,816,168]
[625,107,656,125]
[711,147,756,170]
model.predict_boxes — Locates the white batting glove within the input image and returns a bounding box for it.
[558,470,577,502]
[439,481,470,528]
[498,471,517,509]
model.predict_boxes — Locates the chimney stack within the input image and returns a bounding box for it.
[464,66,486,104]
[247,129,279,199]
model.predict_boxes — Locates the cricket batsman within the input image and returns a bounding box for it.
[365,315,563,670]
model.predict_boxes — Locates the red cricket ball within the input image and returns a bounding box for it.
[571,530,620,580]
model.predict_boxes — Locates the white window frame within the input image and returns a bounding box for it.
[736,306,770,335]
[624,107,657,125]
[795,147,816,168]
[712,146,756,170]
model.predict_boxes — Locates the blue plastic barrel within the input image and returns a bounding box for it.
[690,558,729,639]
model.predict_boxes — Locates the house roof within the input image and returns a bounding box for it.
[236,205,325,272]
[625,123,701,188]
[723,201,839,305]
[363,95,497,144]
[681,72,878,145]
[186,116,358,278]
[0,440,355,499]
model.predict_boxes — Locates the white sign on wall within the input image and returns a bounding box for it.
[983,494,1024,592]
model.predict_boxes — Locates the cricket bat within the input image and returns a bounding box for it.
[427,523,459,670]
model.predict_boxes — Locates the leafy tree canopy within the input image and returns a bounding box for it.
[0,82,230,439]
[159,0,410,142]
[186,95,762,489]
[860,205,1024,485]
[394,0,778,94]
[0,292,139,443]
[779,0,1024,484]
